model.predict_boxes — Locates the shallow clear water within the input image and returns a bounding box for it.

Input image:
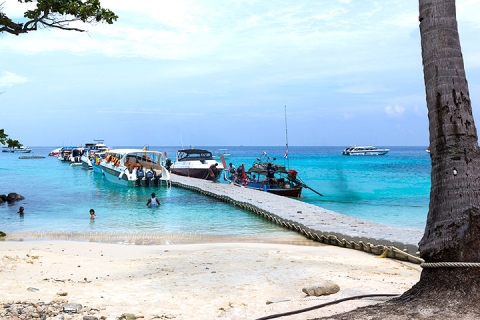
[0,146,430,242]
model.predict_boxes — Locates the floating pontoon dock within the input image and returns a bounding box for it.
[170,174,424,264]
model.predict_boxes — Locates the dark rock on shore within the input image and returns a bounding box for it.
[0,231,6,237]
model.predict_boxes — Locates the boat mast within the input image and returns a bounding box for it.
[284,105,289,170]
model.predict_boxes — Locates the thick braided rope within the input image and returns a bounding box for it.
[421,262,480,268]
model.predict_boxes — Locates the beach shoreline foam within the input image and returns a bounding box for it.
[0,239,422,320]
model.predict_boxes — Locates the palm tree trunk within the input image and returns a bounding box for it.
[418,0,480,263]
[393,0,480,306]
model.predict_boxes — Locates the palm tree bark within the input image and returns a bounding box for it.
[396,0,480,308]
[418,0,480,263]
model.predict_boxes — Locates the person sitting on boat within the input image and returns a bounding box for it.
[147,192,160,207]
[261,163,277,187]
[228,163,236,179]
[250,174,257,183]
[136,165,145,186]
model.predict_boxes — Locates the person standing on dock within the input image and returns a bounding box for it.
[209,163,219,182]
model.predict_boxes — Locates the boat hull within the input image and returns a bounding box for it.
[170,148,224,181]
[238,182,303,198]
[344,151,389,156]
[2,148,32,153]
[266,186,303,198]
[342,146,390,156]
[171,168,221,181]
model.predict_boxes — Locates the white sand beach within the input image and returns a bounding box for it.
[0,239,422,320]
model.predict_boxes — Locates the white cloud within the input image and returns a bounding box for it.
[385,105,406,117]
[338,84,389,95]
[0,71,28,88]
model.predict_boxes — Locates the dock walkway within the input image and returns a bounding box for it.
[170,174,424,264]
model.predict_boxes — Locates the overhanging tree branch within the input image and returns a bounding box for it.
[0,0,117,35]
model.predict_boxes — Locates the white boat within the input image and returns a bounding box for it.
[80,141,109,170]
[213,148,231,159]
[342,146,390,156]
[2,146,32,153]
[57,146,77,161]
[170,148,224,180]
[98,149,171,187]
[48,147,61,156]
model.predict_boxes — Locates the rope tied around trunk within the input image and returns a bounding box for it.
[421,262,480,268]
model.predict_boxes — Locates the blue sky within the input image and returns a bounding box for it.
[1,0,480,147]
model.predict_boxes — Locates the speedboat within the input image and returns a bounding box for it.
[223,152,311,198]
[213,148,231,159]
[57,146,76,161]
[170,148,224,180]
[80,141,109,170]
[98,149,171,187]
[2,146,32,153]
[342,146,390,156]
[48,147,61,156]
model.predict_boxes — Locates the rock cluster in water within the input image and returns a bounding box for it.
[0,193,25,204]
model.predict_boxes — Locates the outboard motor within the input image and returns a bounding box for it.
[146,170,153,184]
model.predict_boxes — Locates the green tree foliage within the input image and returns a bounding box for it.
[0,0,117,35]
[0,129,21,147]
[5,138,22,148]
[0,128,8,145]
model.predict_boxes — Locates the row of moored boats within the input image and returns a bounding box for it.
[48,143,314,198]
[45,144,393,197]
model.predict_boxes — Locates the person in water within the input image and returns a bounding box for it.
[17,206,24,215]
[89,209,96,219]
[147,192,160,207]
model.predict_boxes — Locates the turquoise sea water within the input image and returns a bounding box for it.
[0,146,430,242]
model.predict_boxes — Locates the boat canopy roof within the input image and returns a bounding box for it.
[176,149,214,161]
[107,148,164,155]
[246,163,288,175]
